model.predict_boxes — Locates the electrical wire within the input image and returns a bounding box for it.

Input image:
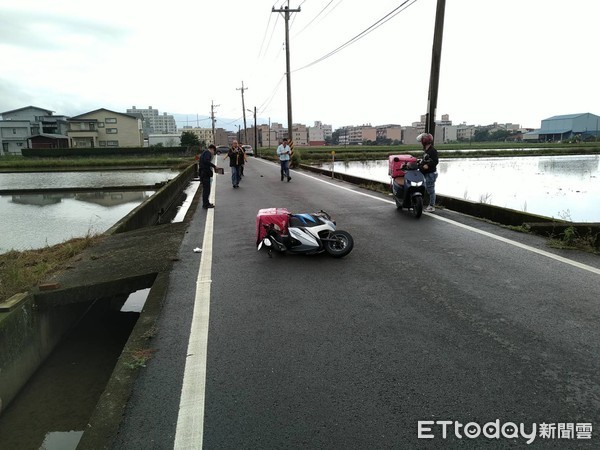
[292,0,335,38]
[257,74,286,116]
[293,0,418,73]
[257,12,273,58]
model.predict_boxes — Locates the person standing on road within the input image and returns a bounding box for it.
[417,133,439,212]
[277,138,292,182]
[224,140,246,188]
[199,144,219,209]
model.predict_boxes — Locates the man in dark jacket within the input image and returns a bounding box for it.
[199,144,218,209]
[417,133,439,212]
[224,140,246,188]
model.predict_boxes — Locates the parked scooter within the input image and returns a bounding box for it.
[256,208,354,258]
[389,155,426,218]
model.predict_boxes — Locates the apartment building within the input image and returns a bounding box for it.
[180,127,214,145]
[308,121,333,145]
[271,122,288,141]
[376,125,402,143]
[67,108,143,148]
[257,124,277,148]
[127,106,177,135]
[291,123,308,146]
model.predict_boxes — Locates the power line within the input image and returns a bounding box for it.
[314,0,344,26]
[257,12,274,58]
[219,116,243,126]
[257,74,286,116]
[292,0,336,38]
[258,11,282,59]
[293,0,418,73]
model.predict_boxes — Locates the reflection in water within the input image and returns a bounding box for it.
[40,431,84,450]
[318,155,600,222]
[75,191,150,207]
[11,194,68,206]
[0,169,175,190]
[0,190,155,254]
[120,288,151,313]
[538,156,600,174]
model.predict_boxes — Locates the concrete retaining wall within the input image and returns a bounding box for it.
[107,163,196,234]
[0,296,91,414]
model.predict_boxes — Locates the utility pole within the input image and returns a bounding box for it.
[237,81,248,144]
[210,100,219,145]
[253,107,258,156]
[272,2,301,143]
[425,0,446,139]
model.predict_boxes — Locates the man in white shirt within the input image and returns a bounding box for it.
[276,138,292,182]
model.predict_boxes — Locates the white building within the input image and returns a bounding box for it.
[148,134,181,147]
[127,106,177,135]
[309,121,332,145]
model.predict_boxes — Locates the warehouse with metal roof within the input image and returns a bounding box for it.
[524,112,600,142]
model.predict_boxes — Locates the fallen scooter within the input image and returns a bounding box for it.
[389,154,426,219]
[256,208,354,258]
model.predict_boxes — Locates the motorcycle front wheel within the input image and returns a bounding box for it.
[325,230,354,258]
[412,196,423,219]
[394,195,403,210]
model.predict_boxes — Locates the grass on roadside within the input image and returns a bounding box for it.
[547,226,600,254]
[0,234,104,301]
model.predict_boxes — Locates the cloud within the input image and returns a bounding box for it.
[0,9,128,51]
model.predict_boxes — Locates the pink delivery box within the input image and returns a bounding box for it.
[388,154,418,178]
[256,208,290,244]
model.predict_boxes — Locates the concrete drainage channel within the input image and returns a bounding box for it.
[0,164,196,449]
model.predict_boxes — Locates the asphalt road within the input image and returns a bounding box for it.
[113,157,600,449]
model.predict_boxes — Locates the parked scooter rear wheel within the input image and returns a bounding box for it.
[412,196,423,218]
[325,230,354,258]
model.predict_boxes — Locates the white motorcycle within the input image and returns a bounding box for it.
[256,208,354,258]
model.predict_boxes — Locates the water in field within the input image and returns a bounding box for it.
[0,169,176,253]
[318,154,600,222]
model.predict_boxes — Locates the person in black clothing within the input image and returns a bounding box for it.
[199,144,219,209]
[224,140,246,188]
[417,133,439,212]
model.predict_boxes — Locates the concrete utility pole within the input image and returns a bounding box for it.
[272,2,301,143]
[425,0,446,138]
[237,81,248,144]
[210,100,219,145]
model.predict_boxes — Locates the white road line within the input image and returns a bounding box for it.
[173,173,217,449]
[256,158,600,276]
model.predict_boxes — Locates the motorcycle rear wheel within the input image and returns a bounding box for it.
[325,230,354,258]
[412,196,423,218]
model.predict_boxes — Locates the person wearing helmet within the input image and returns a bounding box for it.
[417,133,439,212]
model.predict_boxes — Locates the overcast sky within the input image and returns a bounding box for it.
[1,0,598,131]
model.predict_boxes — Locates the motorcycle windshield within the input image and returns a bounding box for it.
[405,170,425,183]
